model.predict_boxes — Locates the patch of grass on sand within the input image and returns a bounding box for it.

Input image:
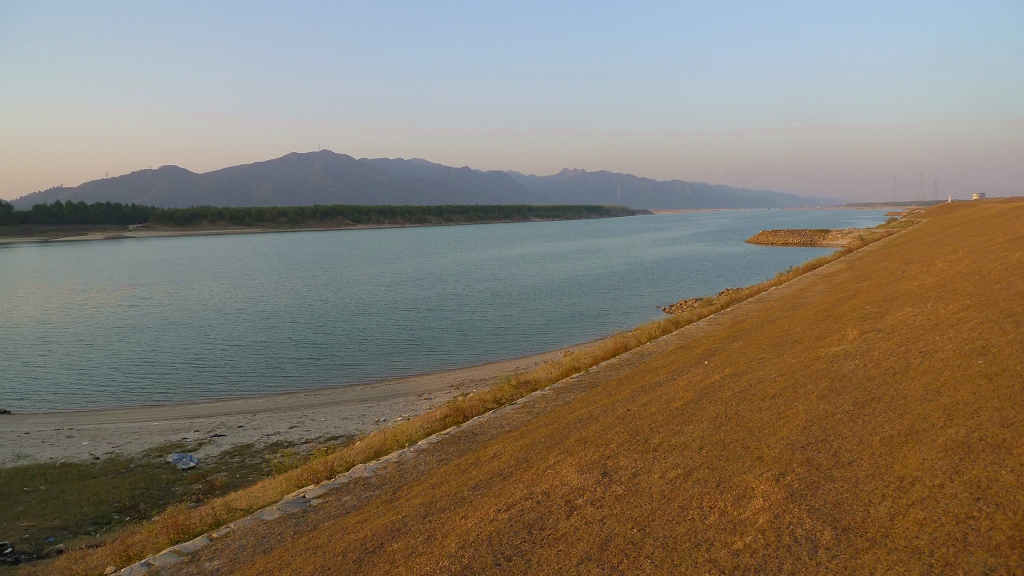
[0,439,352,572]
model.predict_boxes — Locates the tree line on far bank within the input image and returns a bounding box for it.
[0,199,152,226]
[0,199,634,227]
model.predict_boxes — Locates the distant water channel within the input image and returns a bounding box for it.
[1,209,887,412]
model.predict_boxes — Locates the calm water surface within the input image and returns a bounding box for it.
[0,210,886,412]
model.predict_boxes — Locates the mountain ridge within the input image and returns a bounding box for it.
[11,151,835,210]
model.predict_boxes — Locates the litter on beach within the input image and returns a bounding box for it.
[167,453,199,470]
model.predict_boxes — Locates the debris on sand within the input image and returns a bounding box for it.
[167,453,199,470]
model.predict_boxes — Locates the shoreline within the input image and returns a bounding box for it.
[0,341,596,467]
[0,214,639,246]
[0,206,882,245]
[0,222,516,246]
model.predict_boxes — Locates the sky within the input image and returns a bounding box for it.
[1,1,1021,202]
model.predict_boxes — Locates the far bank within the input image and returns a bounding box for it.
[0,202,640,245]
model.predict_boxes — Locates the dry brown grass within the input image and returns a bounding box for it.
[149,199,1024,575]
[21,218,908,576]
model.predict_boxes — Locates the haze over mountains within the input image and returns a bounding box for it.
[10,151,833,210]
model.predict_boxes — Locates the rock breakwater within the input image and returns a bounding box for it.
[745,228,867,247]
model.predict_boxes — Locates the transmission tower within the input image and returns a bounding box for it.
[891,175,897,203]
[933,179,938,201]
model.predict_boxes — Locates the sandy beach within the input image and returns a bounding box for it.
[0,345,587,467]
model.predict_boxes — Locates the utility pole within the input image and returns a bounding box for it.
[933,178,938,201]
[892,175,897,203]
[918,174,924,201]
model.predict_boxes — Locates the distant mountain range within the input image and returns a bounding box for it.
[10,151,834,210]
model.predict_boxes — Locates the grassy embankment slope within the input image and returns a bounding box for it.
[165,199,1024,575]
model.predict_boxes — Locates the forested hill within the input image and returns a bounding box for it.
[10,151,827,210]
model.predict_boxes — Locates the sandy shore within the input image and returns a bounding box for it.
[0,216,624,246]
[0,345,587,467]
[0,224,420,245]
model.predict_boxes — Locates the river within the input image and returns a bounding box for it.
[0,209,886,412]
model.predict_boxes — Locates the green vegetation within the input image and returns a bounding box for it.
[0,439,352,570]
[1,201,634,228]
[146,203,633,226]
[4,201,152,226]
[0,200,15,226]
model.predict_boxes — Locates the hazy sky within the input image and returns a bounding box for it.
[2,1,1021,201]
